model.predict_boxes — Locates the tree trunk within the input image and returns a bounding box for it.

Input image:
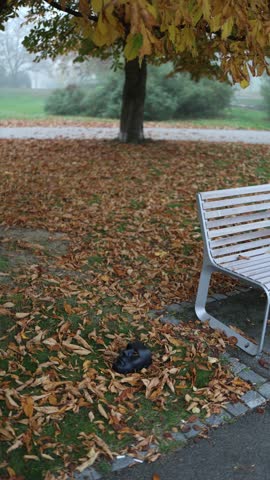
[119,57,147,144]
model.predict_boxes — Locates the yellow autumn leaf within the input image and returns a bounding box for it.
[210,14,221,32]
[221,17,234,40]
[92,0,103,13]
[124,33,143,60]
[202,0,211,20]
[240,79,249,88]
[97,14,108,36]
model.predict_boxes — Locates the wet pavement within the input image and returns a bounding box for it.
[104,406,270,480]
[0,126,270,143]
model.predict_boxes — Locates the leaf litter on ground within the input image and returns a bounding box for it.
[0,138,269,479]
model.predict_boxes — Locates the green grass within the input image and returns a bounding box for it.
[0,255,9,272]
[0,287,216,479]
[256,157,270,181]
[182,107,270,130]
[0,88,270,129]
[0,88,50,119]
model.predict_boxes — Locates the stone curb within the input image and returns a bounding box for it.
[74,288,267,480]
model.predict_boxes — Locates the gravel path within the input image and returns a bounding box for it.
[0,126,270,143]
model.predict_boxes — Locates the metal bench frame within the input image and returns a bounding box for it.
[195,183,270,357]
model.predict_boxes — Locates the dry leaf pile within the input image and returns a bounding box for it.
[0,138,268,479]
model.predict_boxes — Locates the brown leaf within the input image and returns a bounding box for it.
[63,302,73,314]
[7,438,23,453]
[98,403,108,419]
[0,307,12,316]
[15,312,31,319]
[76,447,99,472]
[21,396,34,418]
[258,358,270,369]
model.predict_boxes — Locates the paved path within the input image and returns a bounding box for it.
[104,406,270,480]
[0,126,270,143]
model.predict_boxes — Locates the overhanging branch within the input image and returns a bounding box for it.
[44,0,98,22]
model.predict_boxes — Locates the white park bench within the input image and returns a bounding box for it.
[195,183,270,357]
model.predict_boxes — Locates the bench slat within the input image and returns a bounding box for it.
[250,269,270,280]
[237,265,270,277]
[205,202,270,219]
[208,220,270,238]
[203,193,270,209]
[212,237,270,257]
[221,253,270,268]
[206,211,270,229]
[210,230,270,248]
[217,246,270,264]
[234,260,270,274]
[200,183,270,200]
[250,273,270,283]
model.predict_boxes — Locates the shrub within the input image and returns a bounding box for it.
[44,84,86,115]
[145,66,233,120]
[44,65,233,119]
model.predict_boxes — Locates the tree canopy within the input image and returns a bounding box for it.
[1,1,270,142]
[1,0,270,87]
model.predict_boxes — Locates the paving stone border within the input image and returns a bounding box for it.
[74,288,270,480]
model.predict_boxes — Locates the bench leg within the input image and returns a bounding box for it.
[257,291,270,356]
[195,263,258,356]
[195,263,213,322]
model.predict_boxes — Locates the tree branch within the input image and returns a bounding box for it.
[0,0,8,11]
[44,0,98,22]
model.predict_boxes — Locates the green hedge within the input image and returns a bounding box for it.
[45,65,233,120]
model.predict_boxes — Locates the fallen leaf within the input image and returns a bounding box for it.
[21,396,34,418]
[258,358,270,369]
[98,403,108,419]
[15,312,31,319]
[76,447,99,472]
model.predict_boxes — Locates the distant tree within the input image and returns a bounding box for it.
[1,1,270,142]
[0,13,32,86]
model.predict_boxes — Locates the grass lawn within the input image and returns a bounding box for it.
[184,107,270,130]
[0,87,270,130]
[0,138,268,479]
[0,88,51,119]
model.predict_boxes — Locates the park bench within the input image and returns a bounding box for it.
[195,183,270,357]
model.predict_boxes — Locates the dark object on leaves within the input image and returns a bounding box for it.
[113,341,152,374]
